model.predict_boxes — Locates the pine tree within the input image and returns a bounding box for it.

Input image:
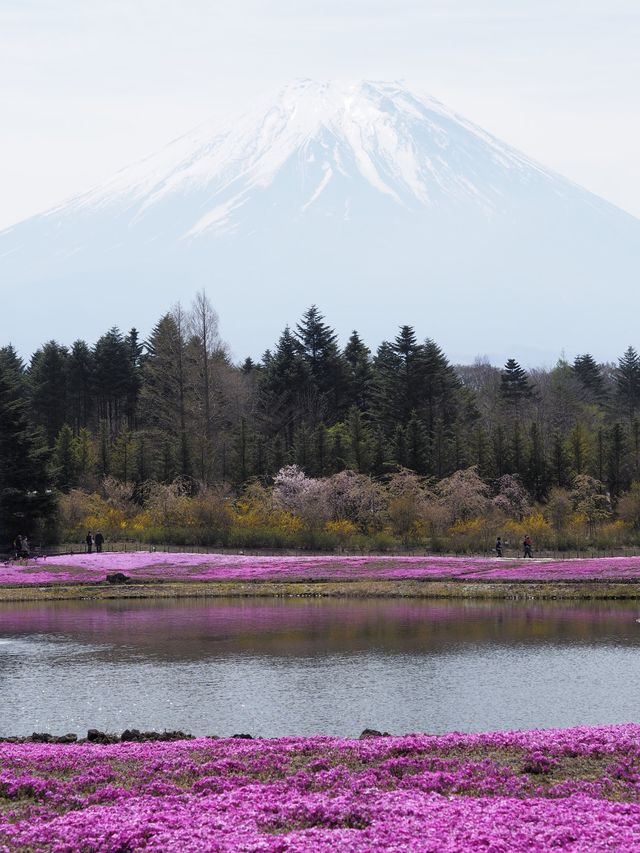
[124,328,143,429]
[140,311,191,478]
[615,346,640,418]
[421,339,460,436]
[293,423,312,471]
[372,326,424,430]
[259,327,309,446]
[67,340,94,432]
[295,305,348,422]
[405,411,428,474]
[607,422,628,498]
[343,331,373,411]
[328,428,347,473]
[111,431,134,484]
[346,407,372,473]
[370,429,389,477]
[431,417,449,477]
[51,424,76,492]
[93,327,135,433]
[392,424,407,468]
[0,358,56,544]
[632,419,640,480]
[28,341,70,447]
[572,353,606,402]
[500,358,533,413]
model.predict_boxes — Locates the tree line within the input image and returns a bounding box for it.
[3,292,640,546]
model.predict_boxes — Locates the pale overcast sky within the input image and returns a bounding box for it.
[1,0,639,230]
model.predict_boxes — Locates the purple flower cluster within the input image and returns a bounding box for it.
[2,725,640,850]
[3,551,640,585]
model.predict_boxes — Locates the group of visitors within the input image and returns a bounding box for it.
[12,535,30,559]
[85,531,105,554]
[495,535,534,559]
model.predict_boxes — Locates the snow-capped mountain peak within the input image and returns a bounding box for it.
[59,79,563,237]
[2,79,639,363]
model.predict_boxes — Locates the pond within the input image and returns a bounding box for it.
[1,597,639,737]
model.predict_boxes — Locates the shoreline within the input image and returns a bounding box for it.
[2,577,640,601]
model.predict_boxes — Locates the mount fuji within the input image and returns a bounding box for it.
[1,79,639,362]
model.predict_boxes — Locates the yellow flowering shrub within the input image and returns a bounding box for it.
[325,519,358,544]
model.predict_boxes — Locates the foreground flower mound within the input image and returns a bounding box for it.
[2,725,640,851]
[3,551,640,585]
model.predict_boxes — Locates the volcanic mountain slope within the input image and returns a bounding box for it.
[1,79,639,360]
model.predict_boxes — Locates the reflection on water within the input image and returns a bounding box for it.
[0,598,639,737]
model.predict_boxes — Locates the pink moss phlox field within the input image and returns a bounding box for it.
[4,551,640,585]
[3,725,640,851]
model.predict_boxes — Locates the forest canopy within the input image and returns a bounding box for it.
[2,293,640,552]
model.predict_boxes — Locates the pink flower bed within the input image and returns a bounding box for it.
[2,551,640,584]
[2,725,640,850]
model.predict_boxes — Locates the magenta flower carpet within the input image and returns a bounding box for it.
[2,551,640,585]
[2,725,640,850]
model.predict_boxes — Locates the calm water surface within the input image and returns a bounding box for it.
[1,597,639,737]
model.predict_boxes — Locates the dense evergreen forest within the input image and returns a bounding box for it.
[3,292,640,551]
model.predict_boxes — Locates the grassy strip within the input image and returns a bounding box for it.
[2,578,640,601]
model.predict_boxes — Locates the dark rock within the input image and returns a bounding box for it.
[121,729,193,743]
[231,733,253,739]
[120,729,143,742]
[54,733,78,744]
[30,732,53,743]
[106,572,130,584]
[87,728,117,744]
[158,730,193,741]
[359,729,390,739]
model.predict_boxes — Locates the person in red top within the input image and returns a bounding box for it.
[523,535,533,558]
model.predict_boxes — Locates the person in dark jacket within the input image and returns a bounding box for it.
[86,531,93,554]
[495,536,503,557]
[95,531,104,553]
[13,535,22,558]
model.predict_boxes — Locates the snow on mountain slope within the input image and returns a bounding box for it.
[1,79,639,362]
[46,80,600,227]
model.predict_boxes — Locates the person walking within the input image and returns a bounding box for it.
[495,536,503,558]
[523,535,533,558]
[95,531,104,553]
[86,531,93,554]
[13,535,22,558]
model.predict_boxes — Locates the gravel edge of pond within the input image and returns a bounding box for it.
[2,578,640,601]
